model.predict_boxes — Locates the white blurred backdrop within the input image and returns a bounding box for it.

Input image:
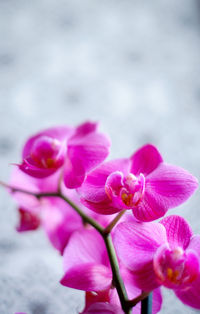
[0,0,200,313]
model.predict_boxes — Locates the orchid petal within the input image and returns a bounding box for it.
[62,228,109,271]
[130,144,163,176]
[160,215,193,249]
[132,189,168,222]
[175,274,200,309]
[20,126,72,178]
[130,261,160,291]
[146,163,198,209]
[81,198,122,215]
[19,160,56,178]
[73,121,98,136]
[22,126,72,159]
[61,228,111,290]
[63,156,86,189]
[84,290,110,311]
[61,263,112,291]
[113,219,167,270]
[79,159,131,202]
[16,208,40,232]
[64,127,111,188]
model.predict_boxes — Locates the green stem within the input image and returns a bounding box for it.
[103,210,126,235]
[104,234,130,314]
[126,291,150,307]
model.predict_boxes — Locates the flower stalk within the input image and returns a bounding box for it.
[103,210,126,235]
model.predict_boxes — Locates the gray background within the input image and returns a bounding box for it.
[0,0,200,313]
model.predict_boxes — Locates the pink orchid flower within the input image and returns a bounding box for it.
[60,228,162,314]
[79,144,198,221]
[19,121,111,188]
[113,215,200,309]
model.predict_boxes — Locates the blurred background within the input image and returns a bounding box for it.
[0,0,200,313]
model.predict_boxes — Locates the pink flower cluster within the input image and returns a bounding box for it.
[8,121,200,313]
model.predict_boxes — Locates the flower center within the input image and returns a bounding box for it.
[105,171,145,209]
[153,244,199,289]
[30,136,65,169]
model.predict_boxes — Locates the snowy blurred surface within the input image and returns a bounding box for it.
[0,0,200,313]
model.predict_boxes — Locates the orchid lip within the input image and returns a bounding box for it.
[153,244,199,289]
[29,136,65,169]
[105,171,145,209]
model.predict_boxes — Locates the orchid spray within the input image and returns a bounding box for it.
[1,121,199,314]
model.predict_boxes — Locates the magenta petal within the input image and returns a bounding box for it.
[132,189,168,222]
[146,163,198,209]
[63,228,109,271]
[73,121,98,136]
[79,159,131,202]
[84,290,111,311]
[134,163,198,222]
[63,156,86,189]
[130,144,163,176]
[81,198,122,215]
[65,127,111,188]
[113,219,167,270]
[130,261,160,291]
[22,126,72,158]
[61,228,112,290]
[19,159,56,178]
[21,126,71,178]
[160,215,193,249]
[175,274,200,309]
[61,263,112,291]
[79,159,131,213]
[16,208,40,232]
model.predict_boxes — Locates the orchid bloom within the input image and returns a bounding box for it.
[60,228,162,314]
[19,121,111,188]
[114,215,200,309]
[79,144,198,221]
